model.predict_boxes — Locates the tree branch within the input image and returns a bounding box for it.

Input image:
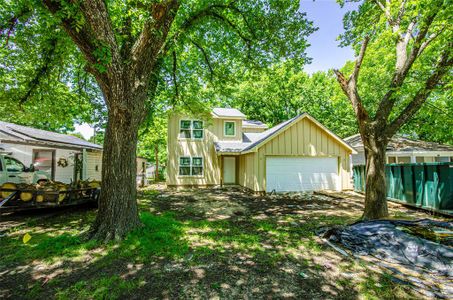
[42,0,113,84]
[130,0,180,81]
[349,36,370,84]
[164,3,253,54]
[172,50,179,100]
[19,37,58,104]
[373,0,393,25]
[190,39,214,80]
[334,69,370,124]
[385,46,453,136]
[1,7,30,48]
[375,5,442,122]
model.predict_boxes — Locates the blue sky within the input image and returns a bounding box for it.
[299,0,359,73]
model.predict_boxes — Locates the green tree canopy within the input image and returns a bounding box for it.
[0,0,317,240]
[334,0,452,219]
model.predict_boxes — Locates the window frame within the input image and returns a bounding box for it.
[224,121,236,137]
[4,156,26,172]
[178,156,204,177]
[179,119,204,140]
[32,149,56,180]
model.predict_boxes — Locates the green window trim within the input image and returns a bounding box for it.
[224,121,236,136]
[178,156,204,176]
[179,120,204,140]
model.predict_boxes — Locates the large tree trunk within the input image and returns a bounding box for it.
[89,90,143,241]
[362,136,389,220]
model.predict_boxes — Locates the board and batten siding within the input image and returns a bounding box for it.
[238,117,352,192]
[167,113,228,186]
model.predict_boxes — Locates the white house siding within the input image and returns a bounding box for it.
[351,151,366,166]
[85,151,102,181]
[1,143,80,183]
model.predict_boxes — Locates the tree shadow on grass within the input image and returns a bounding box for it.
[0,187,423,299]
[0,211,362,299]
[0,212,188,299]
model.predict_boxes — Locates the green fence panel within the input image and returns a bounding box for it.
[438,164,453,210]
[352,162,453,213]
[424,164,439,209]
[361,165,366,191]
[385,166,393,198]
[413,165,425,207]
[402,165,415,204]
[353,167,360,192]
[393,166,404,200]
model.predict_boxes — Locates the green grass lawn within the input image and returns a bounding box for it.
[0,188,435,299]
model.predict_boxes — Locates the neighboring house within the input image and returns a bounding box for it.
[167,108,356,192]
[136,156,149,186]
[345,134,453,166]
[0,121,149,185]
[0,121,102,183]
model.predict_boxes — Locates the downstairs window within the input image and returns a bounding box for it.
[179,156,203,176]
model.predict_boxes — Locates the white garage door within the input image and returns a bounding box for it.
[266,157,340,192]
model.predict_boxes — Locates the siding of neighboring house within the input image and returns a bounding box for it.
[352,152,453,165]
[238,117,352,192]
[2,143,81,183]
[86,151,102,181]
[351,151,366,166]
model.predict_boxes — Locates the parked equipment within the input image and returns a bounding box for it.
[0,153,49,186]
[0,179,101,212]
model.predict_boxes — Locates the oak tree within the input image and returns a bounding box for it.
[335,0,452,219]
[1,0,314,240]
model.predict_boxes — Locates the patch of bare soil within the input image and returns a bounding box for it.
[1,185,448,299]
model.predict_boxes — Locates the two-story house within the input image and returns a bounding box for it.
[167,108,356,193]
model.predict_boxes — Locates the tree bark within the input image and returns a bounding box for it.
[89,87,143,241]
[362,136,389,219]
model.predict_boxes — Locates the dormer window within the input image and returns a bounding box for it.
[224,121,236,137]
[180,120,204,139]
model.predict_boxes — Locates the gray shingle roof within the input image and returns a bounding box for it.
[242,119,268,128]
[212,108,246,118]
[345,134,453,152]
[0,121,102,150]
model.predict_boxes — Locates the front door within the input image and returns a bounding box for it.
[223,157,236,184]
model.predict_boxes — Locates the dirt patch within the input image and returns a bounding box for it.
[1,185,448,299]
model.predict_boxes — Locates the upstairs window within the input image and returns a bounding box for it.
[180,120,203,139]
[224,121,236,136]
[179,156,203,176]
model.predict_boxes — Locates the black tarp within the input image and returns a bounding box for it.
[322,219,453,297]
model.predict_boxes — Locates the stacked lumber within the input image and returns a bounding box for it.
[0,180,101,203]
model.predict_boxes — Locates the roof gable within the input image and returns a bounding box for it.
[242,113,356,154]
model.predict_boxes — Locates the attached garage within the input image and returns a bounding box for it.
[235,113,357,193]
[266,157,340,192]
